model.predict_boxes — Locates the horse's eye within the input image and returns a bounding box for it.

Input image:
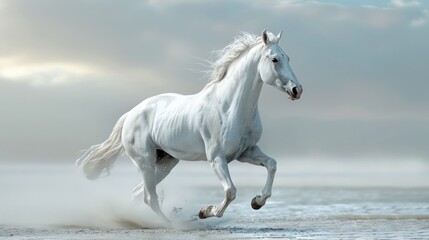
[272,58,278,63]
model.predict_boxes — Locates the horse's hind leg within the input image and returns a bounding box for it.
[124,139,170,221]
[132,154,179,203]
[140,160,170,222]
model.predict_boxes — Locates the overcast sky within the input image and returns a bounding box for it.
[0,0,428,163]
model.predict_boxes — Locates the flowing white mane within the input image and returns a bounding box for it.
[205,33,262,88]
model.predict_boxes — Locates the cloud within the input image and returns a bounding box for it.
[0,0,428,162]
[253,0,428,29]
[390,0,421,8]
[0,60,97,86]
[411,9,429,27]
[146,0,213,8]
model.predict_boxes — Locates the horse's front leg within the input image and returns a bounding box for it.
[238,145,277,210]
[199,156,236,219]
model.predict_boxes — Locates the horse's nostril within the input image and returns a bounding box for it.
[292,87,298,96]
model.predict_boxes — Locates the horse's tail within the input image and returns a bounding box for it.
[76,113,128,180]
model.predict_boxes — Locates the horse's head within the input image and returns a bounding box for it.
[258,30,303,100]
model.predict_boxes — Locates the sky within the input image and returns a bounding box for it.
[0,0,428,163]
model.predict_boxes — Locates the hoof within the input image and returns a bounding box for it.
[251,197,263,210]
[199,209,207,219]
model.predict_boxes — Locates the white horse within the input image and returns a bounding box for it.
[77,30,303,221]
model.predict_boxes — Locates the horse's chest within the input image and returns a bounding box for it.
[222,121,262,160]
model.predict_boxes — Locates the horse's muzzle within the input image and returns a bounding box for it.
[287,85,303,100]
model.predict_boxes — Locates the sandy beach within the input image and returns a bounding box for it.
[1,160,429,239]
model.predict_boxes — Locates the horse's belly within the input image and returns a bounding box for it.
[165,149,207,161]
[153,118,207,161]
[156,133,207,161]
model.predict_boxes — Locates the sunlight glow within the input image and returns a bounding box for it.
[0,61,97,86]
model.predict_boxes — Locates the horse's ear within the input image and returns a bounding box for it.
[276,30,283,42]
[262,29,270,45]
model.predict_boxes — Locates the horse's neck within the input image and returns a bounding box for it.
[216,47,262,120]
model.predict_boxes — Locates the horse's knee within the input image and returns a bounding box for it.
[266,158,277,173]
[226,186,237,201]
